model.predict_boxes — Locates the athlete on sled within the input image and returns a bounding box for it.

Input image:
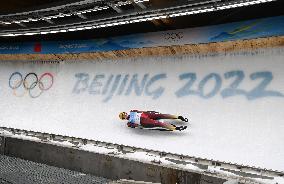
[119,110,188,131]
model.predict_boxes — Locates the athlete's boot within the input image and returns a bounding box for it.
[175,126,187,131]
[178,116,188,122]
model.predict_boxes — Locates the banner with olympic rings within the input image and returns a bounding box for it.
[0,47,284,172]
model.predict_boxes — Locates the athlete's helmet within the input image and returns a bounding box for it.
[119,112,128,120]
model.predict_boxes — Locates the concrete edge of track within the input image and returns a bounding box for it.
[1,127,283,184]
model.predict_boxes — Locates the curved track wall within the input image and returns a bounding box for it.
[0,47,284,172]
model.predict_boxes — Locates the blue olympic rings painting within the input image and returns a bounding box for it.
[9,72,54,98]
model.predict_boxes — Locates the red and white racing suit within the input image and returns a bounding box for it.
[127,110,178,129]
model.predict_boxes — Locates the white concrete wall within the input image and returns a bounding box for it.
[1,48,284,171]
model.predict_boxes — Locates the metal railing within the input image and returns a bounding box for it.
[0,0,278,37]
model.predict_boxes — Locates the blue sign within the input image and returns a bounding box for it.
[0,16,284,54]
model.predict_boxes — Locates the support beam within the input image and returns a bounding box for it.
[0,136,5,155]
[160,18,173,25]
[16,22,26,27]
[131,0,147,9]
[77,14,87,19]
[223,180,238,184]
[0,21,9,25]
[45,19,54,24]
[151,19,163,26]
[135,2,147,9]
[108,4,123,13]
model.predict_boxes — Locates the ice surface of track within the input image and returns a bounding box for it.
[1,48,284,172]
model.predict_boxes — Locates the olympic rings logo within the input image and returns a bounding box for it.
[9,72,54,98]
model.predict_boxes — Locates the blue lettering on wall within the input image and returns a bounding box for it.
[125,74,149,96]
[72,73,89,94]
[221,71,247,98]
[89,74,105,95]
[102,75,114,95]
[145,73,167,99]
[198,73,222,98]
[103,75,121,102]
[117,75,129,95]
[175,73,198,98]
[72,70,284,102]
[72,73,166,102]
[247,71,284,100]
[175,71,283,100]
